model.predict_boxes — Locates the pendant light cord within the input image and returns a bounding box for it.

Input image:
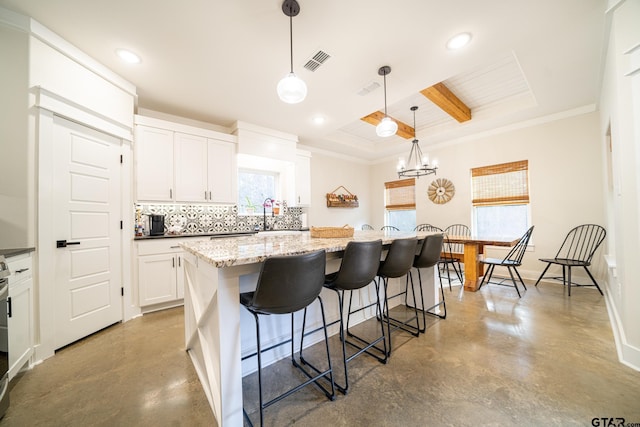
[383,72,388,116]
[289,13,294,73]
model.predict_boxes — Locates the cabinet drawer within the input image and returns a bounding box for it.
[7,254,33,285]
[136,237,204,256]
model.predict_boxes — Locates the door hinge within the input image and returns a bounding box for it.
[120,154,123,164]
[121,287,124,296]
[120,220,123,230]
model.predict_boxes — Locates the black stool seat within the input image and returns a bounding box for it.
[376,237,419,356]
[305,240,384,394]
[240,250,335,426]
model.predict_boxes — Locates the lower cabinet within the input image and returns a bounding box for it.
[6,252,34,380]
[136,238,198,309]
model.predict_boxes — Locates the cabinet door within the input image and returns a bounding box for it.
[175,133,208,202]
[138,254,178,306]
[295,154,311,206]
[207,139,237,203]
[136,126,174,201]
[8,278,33,379]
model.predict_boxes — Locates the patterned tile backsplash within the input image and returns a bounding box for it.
[136,202,303,234]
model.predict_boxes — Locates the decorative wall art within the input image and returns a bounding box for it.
[428,178,455,204]
[326,185,359,208]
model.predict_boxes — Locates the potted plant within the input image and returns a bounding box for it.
[245,197,256,214]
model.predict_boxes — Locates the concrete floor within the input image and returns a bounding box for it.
[2,281,640,426]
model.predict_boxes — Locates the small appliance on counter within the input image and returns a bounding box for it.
[149,214,165,236]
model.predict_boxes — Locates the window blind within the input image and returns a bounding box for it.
[471,160,529,206]
[385,178,415,210]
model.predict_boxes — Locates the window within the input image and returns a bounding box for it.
[385,178,416,231]
[238,169,278,215]
[471,160,530,239]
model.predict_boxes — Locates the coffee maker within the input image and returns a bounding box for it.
[149,214,165,236]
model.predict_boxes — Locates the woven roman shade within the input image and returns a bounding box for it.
[385,178,415,210]
[471,160,529,206]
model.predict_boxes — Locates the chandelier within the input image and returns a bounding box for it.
[397,106,438,178]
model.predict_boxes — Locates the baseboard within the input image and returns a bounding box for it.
[603,286,640,372]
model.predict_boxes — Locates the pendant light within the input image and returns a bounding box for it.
[397,106,438,178]
[277,0,307,104]
[376,65,398,137]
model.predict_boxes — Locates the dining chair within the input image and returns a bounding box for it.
[534,224,606,296]
[414,224,461,290]
[361,224,374,230]
[240,250,335,426]
[477,226,535,297]
[442,224,470,287]
[381,225,399,231]
[414,224,441,232]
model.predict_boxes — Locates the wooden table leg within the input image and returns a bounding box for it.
[463,243,485,291]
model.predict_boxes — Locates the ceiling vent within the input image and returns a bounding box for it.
[303,50,331,72]
[357,81,381,96]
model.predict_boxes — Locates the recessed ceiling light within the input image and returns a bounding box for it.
[313,116,325,125]
[446,32,472,50]
[115,48,141,64]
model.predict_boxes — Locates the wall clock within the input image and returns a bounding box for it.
[428,178,455,204]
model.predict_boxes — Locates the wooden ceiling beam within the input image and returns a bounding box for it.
[360,111,414,139]
[420,82,471,123]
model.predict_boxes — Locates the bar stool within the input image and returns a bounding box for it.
[376,237,419,356]
[406,234,447,332]
[306,240,384,395]
[240,250,335,426]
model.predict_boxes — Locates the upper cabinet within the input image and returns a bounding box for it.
[135,115,237,204]
[295,150,311,207]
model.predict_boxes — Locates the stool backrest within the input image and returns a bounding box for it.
[378,238,418,278]
[414,234,444,269]
[251,250,326,314]
[332,240,382,290]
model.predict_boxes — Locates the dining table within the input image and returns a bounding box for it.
[444,235,520,291]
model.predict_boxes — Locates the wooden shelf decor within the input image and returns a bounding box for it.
[326,185,359,208]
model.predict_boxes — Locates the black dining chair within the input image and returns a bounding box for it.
[442,224,470,288]
[240,250,335,426]
[376,237,419,356]
[415,224,462,290]
[381,225,399,231]
[477,226,535,297]
[534,224,606,296]
[361,224,374,230]
[414,224,441,232]
[304,240,385,394]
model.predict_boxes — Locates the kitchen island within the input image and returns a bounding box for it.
[180,230,437,426]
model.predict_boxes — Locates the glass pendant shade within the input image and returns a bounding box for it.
[376,117,398,137]
[277,72,307,104]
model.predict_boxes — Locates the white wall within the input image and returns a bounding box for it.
[599,0,640,370]
[369,111,606,281]
[305,151,373,230]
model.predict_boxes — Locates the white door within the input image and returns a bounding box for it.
[53,117,122,349]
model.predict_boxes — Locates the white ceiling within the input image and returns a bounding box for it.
[0,0,608,161]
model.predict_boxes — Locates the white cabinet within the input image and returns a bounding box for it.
[175,134,237,203]
[294,151,311,206]
[135,125,174,201]
[135,238,209,309]
[135,116,237,204]
[6,252,34,380]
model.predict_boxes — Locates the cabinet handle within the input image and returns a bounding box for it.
[178,257,181,267]
[15,268,29,274]
[7,297,11,318]
[208,191,212,200]
[205,191,208,200]
[170,188,173,198]
[170,245,181,249]
[172,258,175,268]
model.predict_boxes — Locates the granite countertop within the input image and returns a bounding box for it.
[180,230,429,268]
[133,228,310,240]
[0,247,36,257]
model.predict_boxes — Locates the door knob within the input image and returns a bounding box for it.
[56,240,81,248]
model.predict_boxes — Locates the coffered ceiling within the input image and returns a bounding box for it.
[0,0,608,161]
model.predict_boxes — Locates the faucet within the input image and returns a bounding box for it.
[263,198,273,231]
